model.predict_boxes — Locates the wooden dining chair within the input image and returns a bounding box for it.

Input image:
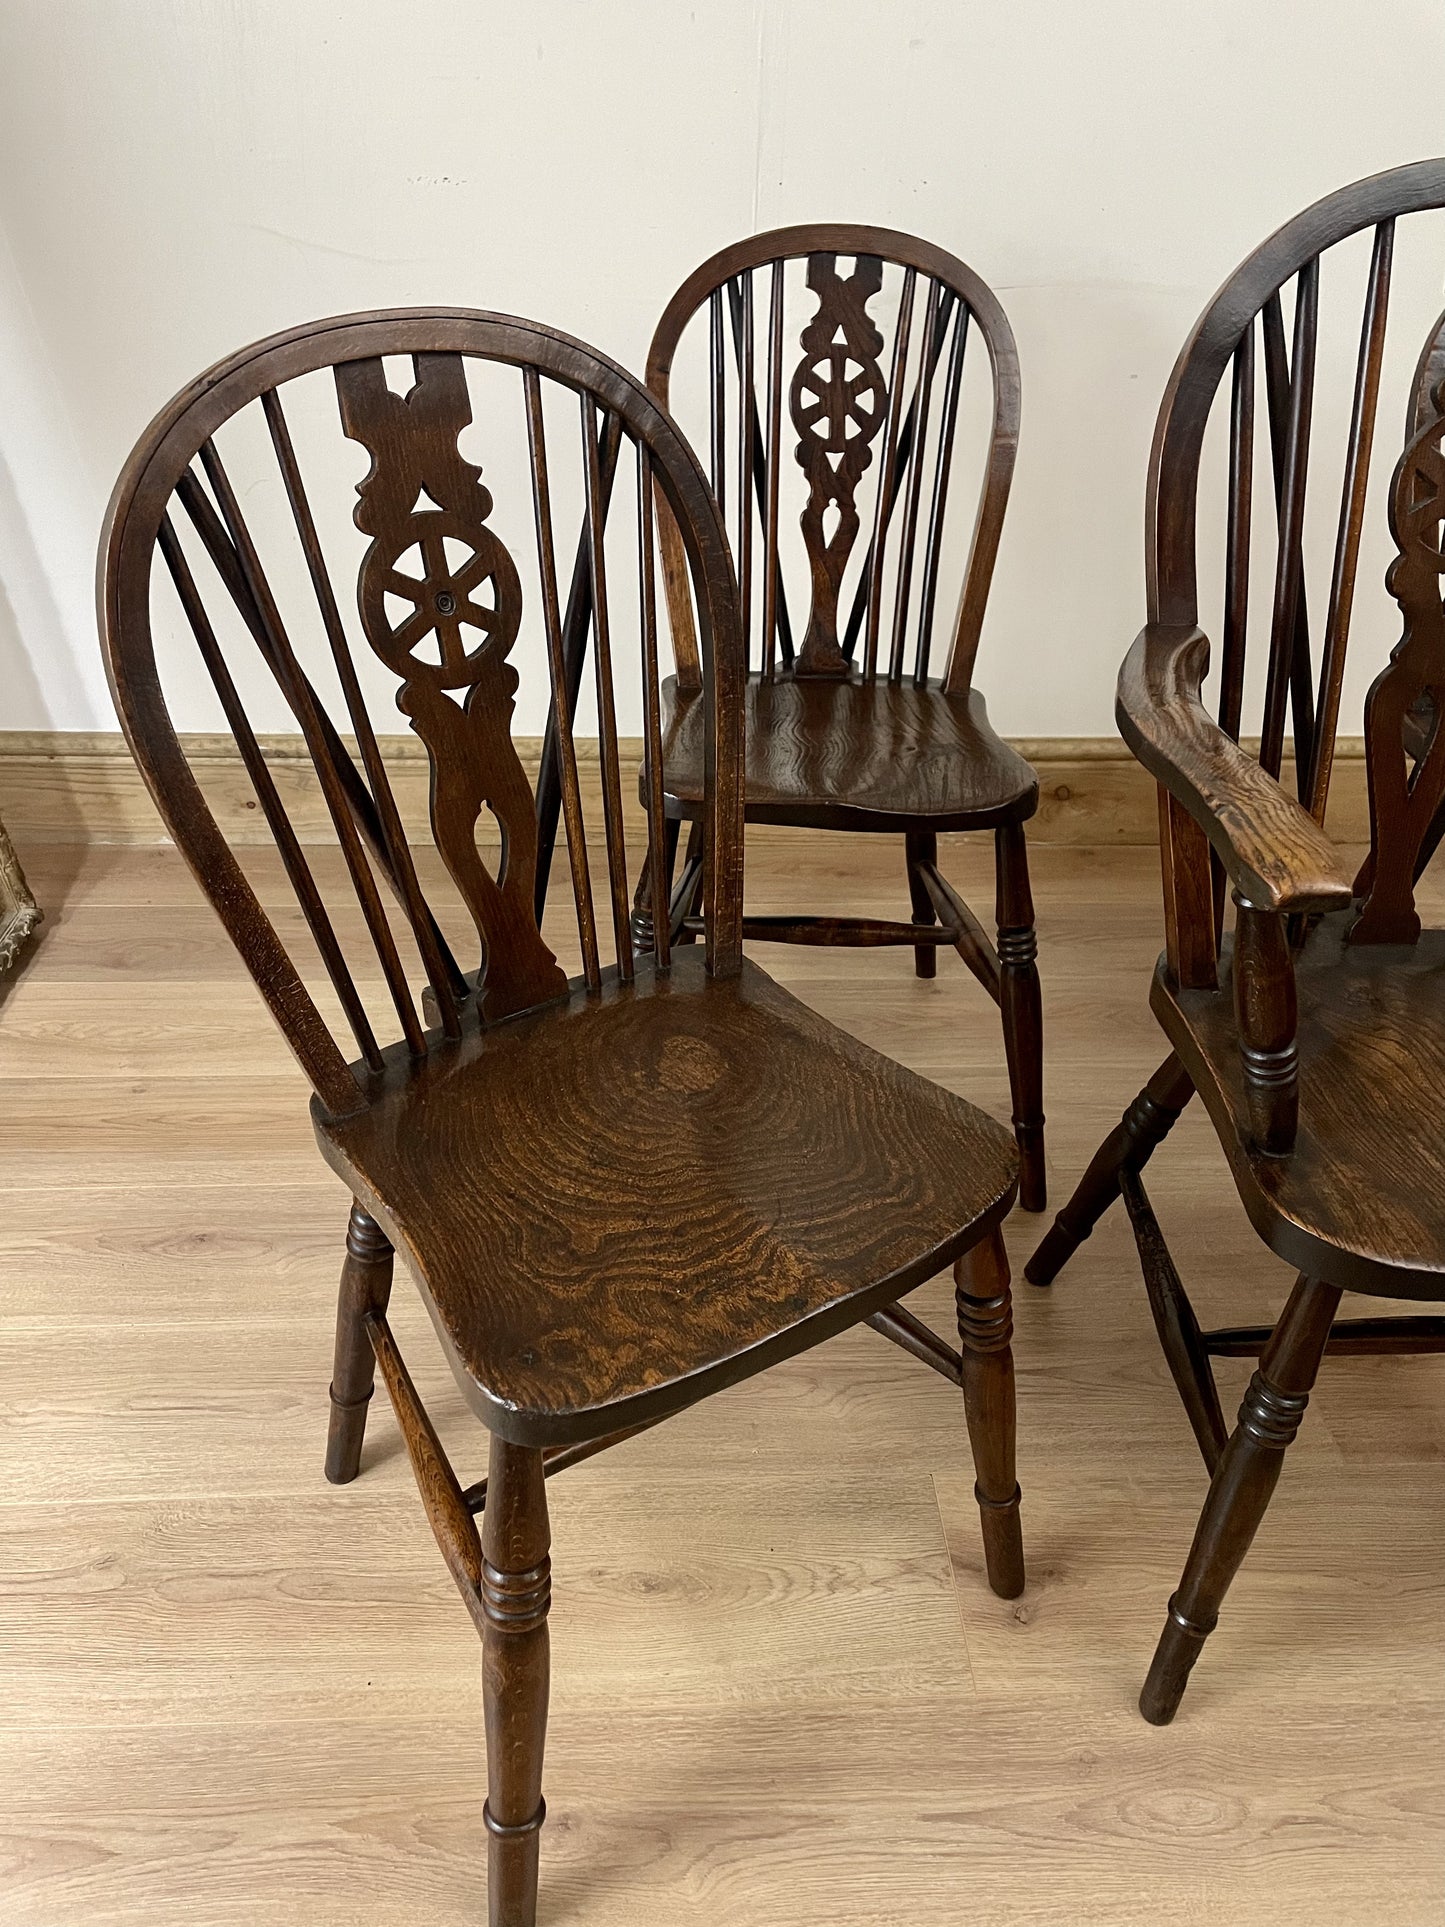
[100,308,1025,1925]
[579,225,1047,1211]
[1025,159,1445,1724]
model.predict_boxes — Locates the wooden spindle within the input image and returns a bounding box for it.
[863,267,917,679]
[173,466,458,1016]
[525,369,600,991]
[1232,898,1298,1156]
[637,444,671,973]
[727,269,793,671]
[762,259,785,679]
[1310,218,1394,824]
[914,299,967,687]
[158,515,383,1073]
[1219,328,1255,744]
[846,283,953,665]
[534,414,623,921]
[196,438,426,1057]
[1259,267,1318,781]
[261,387,461,1041]
[581,399,633,978]
[736,271,754,667]
[709,286,726,522]
[888,279,943,683]
[174,460,465,1020]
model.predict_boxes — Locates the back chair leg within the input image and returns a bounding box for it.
[1025,1052,1195,1285]
[482,1437,552,1927]
[325,1202,394,1484]
[1139,1273,1343,1726]
[994,823,1046,1211]
[672,819,705,947]
[905,829,938,979]
[955,1227,1026,1599]
[629,816,682,955]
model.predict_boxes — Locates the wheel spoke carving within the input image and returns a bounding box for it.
[336,353,567,1022]
[1353,374,1445,943]
[790,253,887,675]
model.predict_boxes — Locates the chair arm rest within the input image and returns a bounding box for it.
[1116,624,1354,915]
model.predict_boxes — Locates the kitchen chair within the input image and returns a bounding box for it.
[1025,160,1445,1723]
[551,225,1048,1209]
[100,308,1024,1925]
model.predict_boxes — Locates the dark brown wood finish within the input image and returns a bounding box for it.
[638,225,1047,1210]
[1028,161,1445,1723]
[100,307,1024,1924]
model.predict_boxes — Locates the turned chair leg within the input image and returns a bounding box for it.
[629,815,681,955]
[1025,1051,1195,1286]
[905,829,938,979]
[482,1437,551,1927]
[325,1202,394,1484]
[955,1226,1026,1599]
[1139,1273,1343,1726]
[995,823,1046,1212]
[671,819,705,947]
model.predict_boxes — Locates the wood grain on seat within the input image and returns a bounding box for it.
[1156,912,1445,1299]
[318,949,1017,1446]
[659,674,1037,832]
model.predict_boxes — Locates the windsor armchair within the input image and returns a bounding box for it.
[100,309,1025,1926]
[602,226,1046,1210]
[1025,161,1445,1725]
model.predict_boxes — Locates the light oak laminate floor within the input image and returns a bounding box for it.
[2,835,1442,1925]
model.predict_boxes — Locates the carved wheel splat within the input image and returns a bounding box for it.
[1354,375,1445,944]
[336,353,566,1022]
[789,253,888,675]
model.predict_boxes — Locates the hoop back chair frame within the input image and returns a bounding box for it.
[100,307,1024,1925]
[1025,159,1445,1724]
[567,223,1048,1210]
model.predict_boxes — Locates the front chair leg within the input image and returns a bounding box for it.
[629,815,681,955]
[955,1227,1026,1599]
[994,823,1046,1211]
[1025,1052,1194,1287]
[1139,1273,1342,1726]
[905,829,938,979]
[325,1202,394,1484]
[483,1438,552,1927]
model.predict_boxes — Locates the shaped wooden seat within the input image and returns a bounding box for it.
[536,227,1047,1209]
[320,949,1016,1444]
[1158,912,1445,1298]
[101,309,1025,1927]
[658,674,1036,831]
[1026,160,1445,1729]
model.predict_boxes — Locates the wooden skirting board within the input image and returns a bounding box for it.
[0,729,1371,846]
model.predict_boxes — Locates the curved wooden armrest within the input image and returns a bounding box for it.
[1116,624,1353,916]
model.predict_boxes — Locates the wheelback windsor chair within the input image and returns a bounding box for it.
[1026,160,1445,1722]
[100,309,1025,1925]
[542,224,1047,1210]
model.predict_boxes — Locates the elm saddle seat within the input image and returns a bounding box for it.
[659,673,1038,831]
[320,947,1017,1445]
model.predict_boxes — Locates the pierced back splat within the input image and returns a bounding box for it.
[336,353,566,1022]
[1353,375,1445,944]
[646,224,1020,696]
[101,310,744,1116]
[790,253,887,675]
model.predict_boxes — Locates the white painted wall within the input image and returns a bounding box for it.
[2,0,1444,736]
